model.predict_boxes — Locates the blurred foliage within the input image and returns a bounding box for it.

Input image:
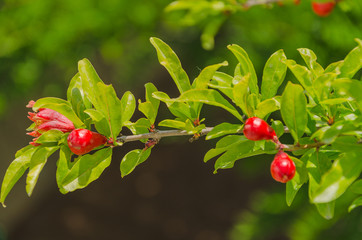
[166,0,362,72]
[229,187,362,240]
[0,0,170,117]
[1,0,361,118]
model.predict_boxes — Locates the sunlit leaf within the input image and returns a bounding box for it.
[84,109,111,137]
[26,146,59,196]
[175,89,244,122]
[338,43,362,78]
[255,96,281,119]
[56,146,73,194]
[150,37,191,93]
[227,44,259,95]
[205,123,243,140]
[0,146,37,207]
[281,82,307,142]
[261,49,287,100]
[60,148,112,192]
[297,48,324,77]
[348,196,362,212]
[120,148,152,177]
[312,152,362,203]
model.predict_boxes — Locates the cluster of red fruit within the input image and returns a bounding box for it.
[27,101,107,155]
[243,117,296,183]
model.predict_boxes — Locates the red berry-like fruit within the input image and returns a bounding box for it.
[67,129,107,155]
[243,117,277,142]
[312,1,335,17]
[270,151,296,183]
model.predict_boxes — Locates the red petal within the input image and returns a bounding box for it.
[26,100,36,108]
[27,131,42,137]
[38,120,75,133]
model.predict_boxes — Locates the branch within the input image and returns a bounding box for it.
[243,0,281,8]
[116,126,327,152]
[117,127,214,143]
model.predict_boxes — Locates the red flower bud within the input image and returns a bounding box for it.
[67,129,107,155]
[270,151,296,183]
[26,100,75,146]
[243,117,277,142]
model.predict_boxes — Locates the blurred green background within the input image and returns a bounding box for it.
[0,0,361,239]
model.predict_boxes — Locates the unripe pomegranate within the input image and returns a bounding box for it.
[67,129,107,155]
[312,1,335,17]
[243,117,277,142]
[270,151,296,183]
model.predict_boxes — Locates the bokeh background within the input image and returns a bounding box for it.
[0,0,361,239]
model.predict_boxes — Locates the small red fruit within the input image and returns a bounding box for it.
[270,151,296,183]
[243,117,277,142]
[312,1,335,17]
[67,129,107,155]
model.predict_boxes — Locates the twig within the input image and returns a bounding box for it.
[116,125,328,152]
[243,0,281,8]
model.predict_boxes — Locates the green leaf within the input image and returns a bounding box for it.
[26,146,59,196]
[139,101,157,123]
[152,91,193,121]
[307,151,332,200]
[150,37,191,93]
[200,16,226,50]
[333,79,362,111]
[271,120,284,138]
[319,98,349,105]
[227,44,259,95]
[297,48,324,77]
[0,146,37,207]
[120,91,136,127]
[175,89,244,122]
[125,118,151,136]
[158,119,185,130]
[213,140,255,173]
[281,82,307,142]
[261,49,287,100]
[315,201,335,220]
[324,60,343,74]
[313,72,337,101]
[285,60,314,97]
[286,156,308,206]
[205,123,243,140]
[212,71,233,87]
[120,148,152,177]
[192,61,228,116]
[15,145,34,158]
[67,73,92,121]
[145,83,160,120]
[95,83,130,140]
[232,74,253,117]
[348,196,362,212]
[84,109,111,137]
[78,58,103,108]
[60,148,112,192]
[350,180,362,194]
[312,152,362,203]
[204,135,246,162]
[56,146,73,194]
[339,43,362,78]
[33,97,84,128]
[35,130,64,145]
[255,96,281,119]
